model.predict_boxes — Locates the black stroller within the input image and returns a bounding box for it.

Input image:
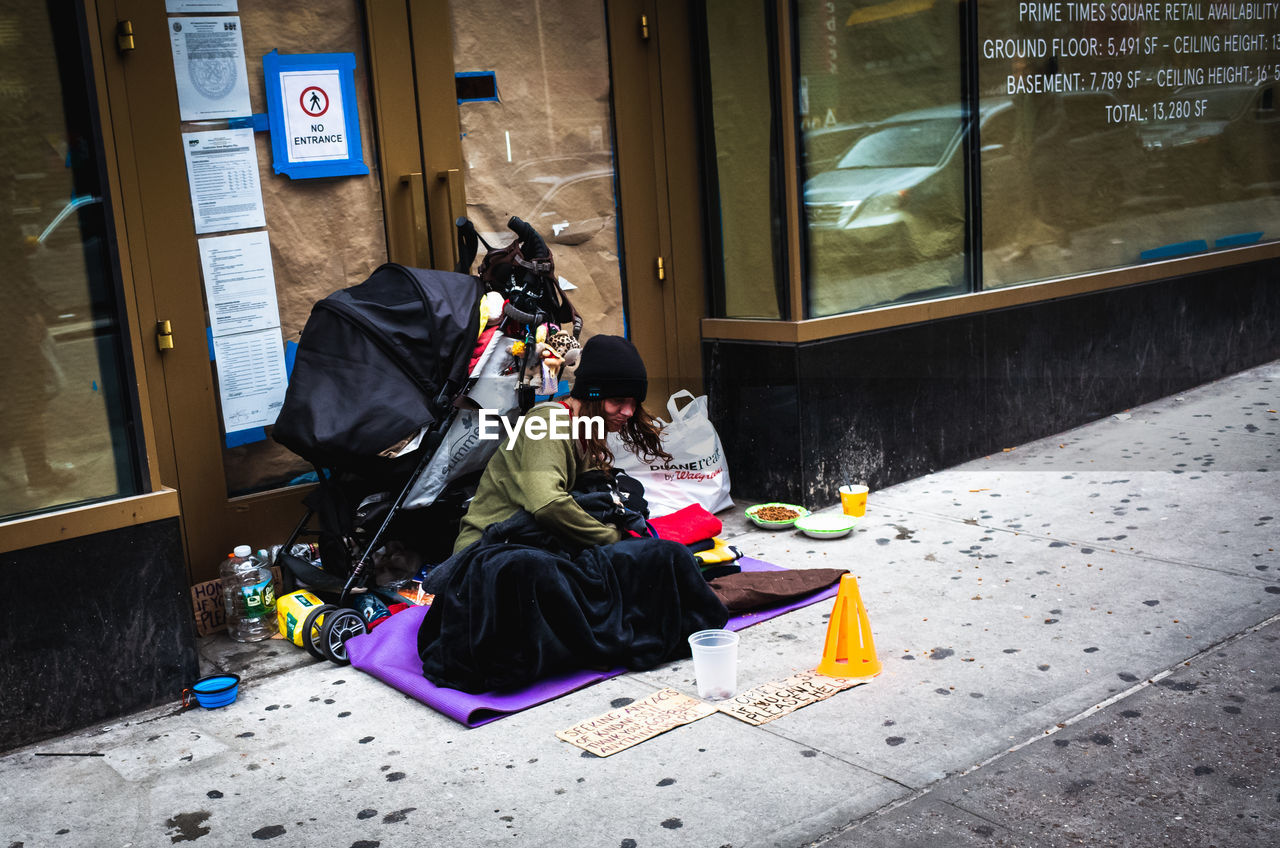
[270,217,582,664]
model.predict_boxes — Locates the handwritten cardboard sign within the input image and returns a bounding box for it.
[557,688,718,757]
[190,566,284,638]
[717,670,865,726]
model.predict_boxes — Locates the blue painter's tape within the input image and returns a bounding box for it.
[228,114,270,131]
[284,339,298,380]
[1140,239,1208,262]
[262,50,369,179]
[225,427,266,448]
[207,327,215,360]
[1214,232,1263,248]
[456,70,500,103]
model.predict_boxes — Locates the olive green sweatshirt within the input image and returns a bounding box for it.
[452,403,624,553]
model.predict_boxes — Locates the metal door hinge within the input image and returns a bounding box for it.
[156,319,174,351]
[656,256,665,281]
[116,20,135,53]
[640,15,650,40]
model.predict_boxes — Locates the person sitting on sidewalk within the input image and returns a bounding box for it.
[450,334,670,553]
[419,335,727,694]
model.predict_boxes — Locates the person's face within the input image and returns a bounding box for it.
[603,398,637,432]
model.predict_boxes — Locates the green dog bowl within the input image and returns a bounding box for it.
[745,502,809,530]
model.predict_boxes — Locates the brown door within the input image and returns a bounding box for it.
[607,0,708,400]
[96,0,700,581]
[371,0,702,399]
[101,0,395,581]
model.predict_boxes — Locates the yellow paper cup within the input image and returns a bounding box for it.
[839,484,869,517]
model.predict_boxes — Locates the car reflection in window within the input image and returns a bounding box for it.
[804,95,1145,265]
[836,118,960,170]
[1138,83,1280,201]
[803,103,968,264]
[801,122,876,176]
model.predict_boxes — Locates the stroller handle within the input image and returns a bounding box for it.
[508,216,550,261]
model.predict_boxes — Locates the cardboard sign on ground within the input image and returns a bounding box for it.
[717,670,867,726]
[190,566,284,637]
[557,688,718,757]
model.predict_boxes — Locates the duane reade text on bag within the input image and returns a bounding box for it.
[608,389,733,515]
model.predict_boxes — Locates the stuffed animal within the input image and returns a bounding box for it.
[505,323,583,395]
[514,323,580,395]
[546,330,581,367]
[477,291,506,336]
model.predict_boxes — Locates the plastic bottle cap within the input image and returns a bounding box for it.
[233,545,252,557]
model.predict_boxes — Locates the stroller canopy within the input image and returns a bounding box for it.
[273,263,482,471]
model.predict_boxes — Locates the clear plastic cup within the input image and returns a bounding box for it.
[688,629,739,701]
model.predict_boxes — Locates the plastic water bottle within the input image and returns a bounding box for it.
[221,545,277,642]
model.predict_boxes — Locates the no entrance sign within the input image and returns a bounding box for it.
[281,71,345,161]
[263,50,368,179]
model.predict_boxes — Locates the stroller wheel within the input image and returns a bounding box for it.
[302,604,338,660]
[319,608,368,666]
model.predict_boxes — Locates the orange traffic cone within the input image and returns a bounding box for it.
[816,573,882,680]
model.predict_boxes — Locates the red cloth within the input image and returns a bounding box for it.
[369,602,412,631]
[647,504,722,545]
[468,325,499,373]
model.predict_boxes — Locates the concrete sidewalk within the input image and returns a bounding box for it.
[2,361,1277,848]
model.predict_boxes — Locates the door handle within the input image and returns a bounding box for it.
[436,168,466,269]
[399,172,430,268]
[436,168,466,224]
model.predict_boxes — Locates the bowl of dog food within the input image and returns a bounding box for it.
[745,502,809,530]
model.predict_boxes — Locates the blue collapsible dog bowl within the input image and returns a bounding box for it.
[183,674,241,709]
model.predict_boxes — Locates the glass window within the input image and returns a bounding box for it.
[701,0,786,319]
[707,2,1280,321]
[0,2,143,520]
[450,0,626,337]
[797,0,969,317]
[977,1,1280,287]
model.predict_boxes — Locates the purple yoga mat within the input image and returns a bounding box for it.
[345,557,839,727]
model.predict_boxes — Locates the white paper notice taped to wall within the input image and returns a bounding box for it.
[166,1,238,12]
[168,16,251,120]
[279,69,349,164]
[212,328,287,432]
[198,231,287,433]
[182,129,266,234]
[198,232,281,337]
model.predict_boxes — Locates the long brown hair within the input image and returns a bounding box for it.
[574,398,673,470]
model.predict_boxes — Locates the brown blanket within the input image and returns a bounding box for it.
[707,568,848,612]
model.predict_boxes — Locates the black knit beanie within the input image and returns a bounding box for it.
[570,334,647,403]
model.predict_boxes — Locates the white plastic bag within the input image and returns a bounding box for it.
[609,389,733,515]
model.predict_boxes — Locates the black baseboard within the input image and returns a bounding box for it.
[707,260,1280,505]
[0,518,199,752]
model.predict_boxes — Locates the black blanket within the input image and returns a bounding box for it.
[417,509,729,693]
